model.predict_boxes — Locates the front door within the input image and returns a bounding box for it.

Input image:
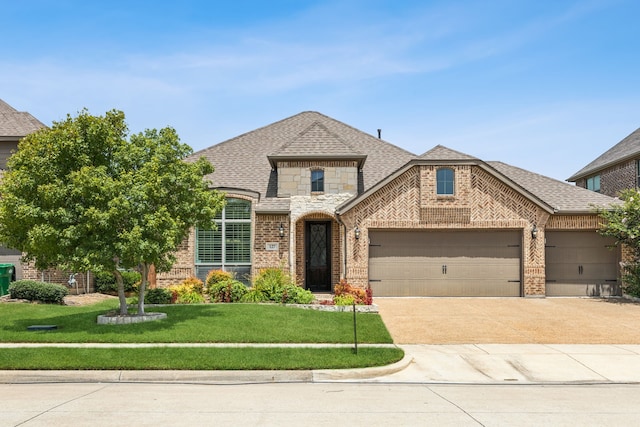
[305,221,331,292]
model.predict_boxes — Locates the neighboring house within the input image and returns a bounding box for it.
[568,127,640,197]
[160,111,624,297]
[0,99,46,280]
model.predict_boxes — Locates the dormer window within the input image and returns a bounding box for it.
[436,167,455,195]
[311,169,324,192]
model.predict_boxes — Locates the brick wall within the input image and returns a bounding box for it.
[340,164,569,296]
[575,159,637,197]
[253,214,290,277]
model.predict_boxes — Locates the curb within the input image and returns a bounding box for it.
[313,352,414,381]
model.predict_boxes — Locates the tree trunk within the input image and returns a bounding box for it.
[113,270,128,315]
[137,263,149,315]
[148,264,157,289]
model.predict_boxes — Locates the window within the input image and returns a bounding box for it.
[586,175,601,193]
[311,169,324,192]
[196,198,251,282]
[436,168,455,195]
[637,160,640,188]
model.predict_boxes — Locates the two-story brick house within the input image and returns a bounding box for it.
[162,111,623,297]
[568,127,640,196]
[0,99,46,280]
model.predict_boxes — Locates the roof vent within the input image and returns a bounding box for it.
[377,129,382,139]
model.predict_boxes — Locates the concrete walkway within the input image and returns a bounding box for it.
[2,343,640,385]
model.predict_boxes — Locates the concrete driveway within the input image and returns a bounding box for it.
[375,297,640,344]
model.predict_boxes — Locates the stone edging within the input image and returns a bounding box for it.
[97,312,167,325]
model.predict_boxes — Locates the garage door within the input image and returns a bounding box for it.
[368,230,521,297]
[545,231,619,296]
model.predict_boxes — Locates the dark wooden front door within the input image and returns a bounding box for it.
[305,221,331,292]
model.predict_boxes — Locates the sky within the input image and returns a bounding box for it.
[2,0,639,181]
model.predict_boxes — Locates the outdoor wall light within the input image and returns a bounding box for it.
[531,225,538,239]
[279,223,285,238]
[354,226,361,240]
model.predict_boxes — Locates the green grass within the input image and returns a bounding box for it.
[0,301,393,344]
[0,300,401,370]
[0,347,404,370]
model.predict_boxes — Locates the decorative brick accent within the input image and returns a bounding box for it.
[341,165,554,296]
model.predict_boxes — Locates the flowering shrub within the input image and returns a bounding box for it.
[333,279,373,305]
[205,269,234,287]
[209,279,248,302]
[168,277,205,304]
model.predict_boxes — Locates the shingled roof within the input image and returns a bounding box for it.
[190,111,415,199]
[489,161,620,212]
[568,127,640,182]
[0,99,46,139]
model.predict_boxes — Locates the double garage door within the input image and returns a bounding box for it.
[369,230,522,297]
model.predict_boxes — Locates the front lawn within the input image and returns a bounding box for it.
[0,301,393,343]
[0,301,402,370]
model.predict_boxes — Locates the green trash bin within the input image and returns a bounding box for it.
[0,264,14,296]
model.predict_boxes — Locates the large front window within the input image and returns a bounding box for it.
[196,198,251,282]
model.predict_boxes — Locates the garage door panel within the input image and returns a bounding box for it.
[545,231,619,297]
[371,279,521,297]
[369,230,521,297]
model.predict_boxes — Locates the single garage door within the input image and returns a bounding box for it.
[545,231,619,296]
[368,230,521,297]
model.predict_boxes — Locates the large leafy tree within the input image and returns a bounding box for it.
[0,109,225,314]
[597,189,640,296]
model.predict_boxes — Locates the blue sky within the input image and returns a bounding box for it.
[2,0,639,181]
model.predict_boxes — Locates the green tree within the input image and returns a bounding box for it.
[597,189,640,296]
[0,109,225,314]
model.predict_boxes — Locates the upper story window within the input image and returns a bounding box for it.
[436,168,455,195]
[311,169,324,192]
[586,175,601,193]
[636,160,640,188]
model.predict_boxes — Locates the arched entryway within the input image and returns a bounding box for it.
[295,213,340,292]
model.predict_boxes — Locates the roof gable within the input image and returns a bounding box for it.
[267,121,367,168]
[568,127,640,181]
[419,144,478,161]
[190,111,415,199]
[337,144,619,215]
[0,99,46,138]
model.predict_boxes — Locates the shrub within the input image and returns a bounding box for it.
[622,262,640,297]
[280,284,314,304]
[144,288,172,304]
[9,280,68,304]
[94,270,141,294]
[240,287,269,303]
[249,268,314,304]
[333,279,373,305]
[205,269,234,288]
[209,279,248,302]
[168,277,206,304]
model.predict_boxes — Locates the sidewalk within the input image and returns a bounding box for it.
[2,343,640,384]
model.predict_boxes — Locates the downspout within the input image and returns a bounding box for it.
[336,214,348,280]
